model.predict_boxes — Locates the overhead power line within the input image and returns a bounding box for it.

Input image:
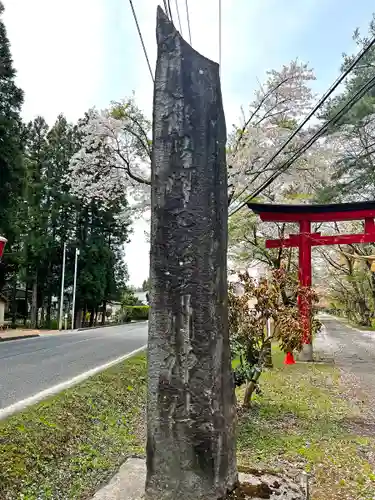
[229,70,375,218]
[163,1,168,17]
[168,0,173,20]
[185,0,192,45]
[175,0,183,35]
[164,0,173,21]
[230,35,375,208]
[250,73,375,198]
[229,35,375,217]
[128,0,154,82]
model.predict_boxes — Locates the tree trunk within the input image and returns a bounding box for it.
[89,308,94,327]
[101,301,107,325]
[46,293,52,327]
[83,306,87,327]
[243,381,256,409]
[40,304,45,324]
[11,278,17,328]
[45,257,52,327]
[23,285,28,326]
[146,8,237,500]
[31,278,38,329]
[76,309,82,329]
[358,299,371,326]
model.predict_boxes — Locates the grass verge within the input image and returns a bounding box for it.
[237,348,375,500]
[2,347,374,499]
[328,313,375,332]
[0,353,147,500]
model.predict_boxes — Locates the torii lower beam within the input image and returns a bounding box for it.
[247,201,375,361]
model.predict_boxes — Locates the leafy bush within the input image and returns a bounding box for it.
[38,319,59,330]
[122,288,143,307]
[123,306,149,321]
[229,268,321,406]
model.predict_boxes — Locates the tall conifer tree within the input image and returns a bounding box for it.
[0,1,25,290]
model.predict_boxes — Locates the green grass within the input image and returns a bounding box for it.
[2,347,374,499]
[237,348,375,499]
[0,353,147,500]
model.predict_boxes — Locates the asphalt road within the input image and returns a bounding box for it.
[0,323,148,410]
[316,315,375,392]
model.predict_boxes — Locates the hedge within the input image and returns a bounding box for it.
[123,305,149,321]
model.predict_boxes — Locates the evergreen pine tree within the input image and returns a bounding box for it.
[0,1,25,290]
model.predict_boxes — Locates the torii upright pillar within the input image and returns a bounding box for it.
[298,220,313,361]
[247,200,375,362]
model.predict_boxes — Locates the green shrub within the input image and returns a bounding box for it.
[123,306,149,321]
[44,319,59,330]
[122,289,143,307]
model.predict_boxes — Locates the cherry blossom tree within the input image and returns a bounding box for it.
[65,96,151,215]
[227,60,318,207]
[227,61,339,272]
[66,61,339,230]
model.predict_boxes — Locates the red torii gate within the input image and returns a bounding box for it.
[247,200,375,361]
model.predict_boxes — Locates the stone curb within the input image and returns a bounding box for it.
[91,458,146,500]
[90,458,305,500]
[77,320,148,332]
[0,334,40,342]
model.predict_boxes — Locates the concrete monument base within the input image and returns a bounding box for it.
[91,458,306,500]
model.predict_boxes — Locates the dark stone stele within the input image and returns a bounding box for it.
[146,7,237,500]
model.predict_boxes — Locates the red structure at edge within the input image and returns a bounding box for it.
[247,201,375,348]
[0,236,7,260]
[284,352,296,365]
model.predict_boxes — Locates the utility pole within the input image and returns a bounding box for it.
[58,242,67,330]
[71,248,80,330]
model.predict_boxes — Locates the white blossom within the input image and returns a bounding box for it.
[65,98,151,214]
[228,60,324,207]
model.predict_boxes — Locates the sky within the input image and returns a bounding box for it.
[3,0,375,286]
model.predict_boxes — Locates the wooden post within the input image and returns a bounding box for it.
[263,318,273,368]
[146,7,237,500]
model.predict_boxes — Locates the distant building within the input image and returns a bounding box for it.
[134,291,148,305]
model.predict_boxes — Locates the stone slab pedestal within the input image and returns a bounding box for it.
[91,458,306,500]
[298,343,314,362]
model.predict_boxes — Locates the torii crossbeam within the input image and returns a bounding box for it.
[247,200,375,361]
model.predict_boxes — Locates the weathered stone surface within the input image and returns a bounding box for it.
[146,6,237,500]
[228,471,306,499]
[91,458,146,500]
[298,343,314,362]
[90,460,306,500]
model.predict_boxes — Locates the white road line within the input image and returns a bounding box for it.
[0,345,147,421]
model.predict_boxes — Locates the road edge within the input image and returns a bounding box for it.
[0,344,147,421]
[75,320,148,332]
[0,334,40,342]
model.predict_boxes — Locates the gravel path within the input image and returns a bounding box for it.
[316,314,375,421]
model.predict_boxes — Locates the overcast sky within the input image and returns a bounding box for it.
[3,0,375,286]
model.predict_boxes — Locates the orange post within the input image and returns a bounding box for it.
[284,352,296,365]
